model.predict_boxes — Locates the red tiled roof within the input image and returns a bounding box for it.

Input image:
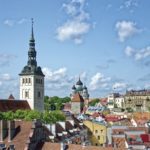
[0,100,31,112]
[0,121,32,150]
[72,93,84,102]
[140,134,150,143]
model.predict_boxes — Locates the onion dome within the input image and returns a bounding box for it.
[76,77,83,85]
[72,85,76,90]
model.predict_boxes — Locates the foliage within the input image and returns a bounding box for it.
[42,110,65,124]
[3,111,15,120]
[0,109,66,124]
[44,96,71,111]
[24,110,42,121]
[88,98,99,106]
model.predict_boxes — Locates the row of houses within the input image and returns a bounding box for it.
[107,89,150,112]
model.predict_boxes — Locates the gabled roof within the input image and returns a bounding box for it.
[8,94,15,100]
[72,93,84,102]
[0,100,31,112]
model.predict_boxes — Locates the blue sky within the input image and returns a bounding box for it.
[0,0,150,98]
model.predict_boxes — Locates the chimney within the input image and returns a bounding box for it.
[0,120,8,142]
[8,121,16,142]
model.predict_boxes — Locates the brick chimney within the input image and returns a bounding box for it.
[8,121,16,142]
[0,120,8,142]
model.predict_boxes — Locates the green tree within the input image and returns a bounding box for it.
[3,111,15,120]
[14,110,27,119]
[42,111,57,124]
[89,98,100,106]
[24,110,42,121]
[0,112,4,120]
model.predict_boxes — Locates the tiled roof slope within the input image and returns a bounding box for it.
[41,143,113,150]
[0,100,30,112]
[72,93,84,102]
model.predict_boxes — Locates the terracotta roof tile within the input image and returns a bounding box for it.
[72,93,84,102]
[41,143,114,150]
[0,100,31,112]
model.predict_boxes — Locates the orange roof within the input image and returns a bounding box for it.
[0,121,32,150]
[41,143,113,150]
[72,93,84,102]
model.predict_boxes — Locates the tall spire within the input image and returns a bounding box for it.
[31,18,34,41]
[28,18,37,67]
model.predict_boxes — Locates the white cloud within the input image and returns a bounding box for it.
[112,82,127,90]
[4,19,14,27]
[56,20,90,43]
[17,18,27,24]
[125,46,150,61]
[115,21,140,42]
[135,46,150,60]
[125,46,135,56]
[0,73,13,81]
[0,54,17,67]
[42,67,67,82]
[119,0,138,13]
[56,0,92,44]
[89,73,111,91]
[3,18,28,27]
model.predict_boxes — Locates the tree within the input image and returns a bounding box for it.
[24,110,42,121]
[89,99,100,106]
[3,111,15,120]
[14,110,27,119]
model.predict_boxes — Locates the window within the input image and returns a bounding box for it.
[25,91,29,98]
[98,136,100,140]
[25,78,28,83]
[95,130,98,134]
[29,78,31,83]
[101,130,103,133]
[22,78,25,84]
[38,91,41,98]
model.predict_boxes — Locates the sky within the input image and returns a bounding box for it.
[0,0,150,99]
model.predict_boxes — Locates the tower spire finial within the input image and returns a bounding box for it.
[31,18,34,40]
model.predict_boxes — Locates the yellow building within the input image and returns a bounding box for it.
[83,120,107,146]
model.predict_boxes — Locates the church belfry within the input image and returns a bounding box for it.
[19,19,45,112]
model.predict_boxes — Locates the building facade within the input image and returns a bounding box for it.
[71,93,84,114]
[124,90,150,112]
[19,20,45,112]
[83,120,107,146]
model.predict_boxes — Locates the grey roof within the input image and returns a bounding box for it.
[76,78,83,85]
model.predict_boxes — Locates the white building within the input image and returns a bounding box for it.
[114,96,124,108]
[19,20,45,112]
[107,93,125,109]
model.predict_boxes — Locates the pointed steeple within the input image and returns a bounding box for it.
[31,18,34,41]
[19,19,44,76]
[76,76,83,85]
[28,18,37,67]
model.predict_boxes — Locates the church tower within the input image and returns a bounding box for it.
[19,19,45,112]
